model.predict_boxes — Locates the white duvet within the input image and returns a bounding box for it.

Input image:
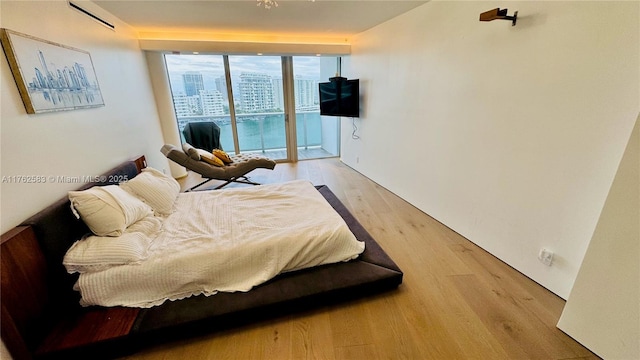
[69,180,365,308]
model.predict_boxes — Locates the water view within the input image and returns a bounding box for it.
[178,112,323,153]
[166,54,340,160]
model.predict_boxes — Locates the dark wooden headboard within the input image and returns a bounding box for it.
[1,156,146,360]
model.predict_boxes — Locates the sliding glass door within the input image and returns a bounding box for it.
[165,54,340,162]
[165,54,238,151]
[227,55,289,160]
[292,56,340,159]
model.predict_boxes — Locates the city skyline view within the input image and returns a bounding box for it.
[166,54,324,117]
[163,54,340,159]
[166,54,321,94]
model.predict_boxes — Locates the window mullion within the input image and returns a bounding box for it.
[281,56,297,162]
[223,55,240,155]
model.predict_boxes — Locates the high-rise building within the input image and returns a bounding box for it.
[172,93,191,117]
[183,72,204,97]
[73,62,89,87]
[239,72,274,112]
[34,68,45,89]
[272,77,284,111]
[200,90,225,115]
[294,77,318,110]
[37,50,55,88]
[215,76,228,100]
[172,93,202,117]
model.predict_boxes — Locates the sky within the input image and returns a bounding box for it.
[165,54,324,93]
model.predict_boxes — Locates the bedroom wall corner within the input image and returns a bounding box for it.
[557,113,640,359]
[0,0,169,233]
[341,1,639,299]
[144,51,188,179]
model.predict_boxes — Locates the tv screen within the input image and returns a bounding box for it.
[319,77,359,117]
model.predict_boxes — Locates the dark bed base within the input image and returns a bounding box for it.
[1,157,403,360]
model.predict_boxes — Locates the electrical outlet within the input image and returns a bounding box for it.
[356,156,359,164]
[538,248,554,266]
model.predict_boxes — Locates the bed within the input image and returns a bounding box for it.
[1,156,403,359]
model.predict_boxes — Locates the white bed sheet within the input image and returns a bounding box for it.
[72,180,365,308]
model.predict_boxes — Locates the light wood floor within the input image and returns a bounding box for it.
[120,158,598,360]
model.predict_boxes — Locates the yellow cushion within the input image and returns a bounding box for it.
[213,149,233,164]
[196,149,224,167]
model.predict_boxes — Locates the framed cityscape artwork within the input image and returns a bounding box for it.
[0,28,104,114]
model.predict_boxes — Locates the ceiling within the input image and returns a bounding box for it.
[91,0,429,39]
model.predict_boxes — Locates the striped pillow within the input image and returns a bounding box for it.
[63,231,151,273]
[120,167,180,216]
[69,185,152,237]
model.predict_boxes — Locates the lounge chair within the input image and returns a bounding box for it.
[161,143,276,191]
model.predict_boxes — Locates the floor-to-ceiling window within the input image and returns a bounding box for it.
[165,54,340,162]
[165,54,237,151]
[292,56,340,159]
[227,55,289,160]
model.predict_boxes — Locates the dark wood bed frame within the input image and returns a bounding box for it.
[1,156,403,359]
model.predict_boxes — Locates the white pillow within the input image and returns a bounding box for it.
[64,231,152,273]
[68,185,152,236]
[120,167,180,215]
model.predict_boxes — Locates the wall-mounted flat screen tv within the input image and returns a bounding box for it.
[319,77,359,117]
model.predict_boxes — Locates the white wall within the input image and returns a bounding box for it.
[557,114,639,360]
[0,0,169,234]
[342,1,639,299]
[320,57,340,155]
[144,51,188,178]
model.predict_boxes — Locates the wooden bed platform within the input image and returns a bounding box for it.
[1,156,403,359]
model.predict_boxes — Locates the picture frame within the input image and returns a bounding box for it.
[0,28,104,114]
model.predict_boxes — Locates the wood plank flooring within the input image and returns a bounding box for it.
[120,158,598,360]
[257,147,336,161]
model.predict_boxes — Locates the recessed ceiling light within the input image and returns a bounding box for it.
[193,52,199,54]
[257,53,263,56]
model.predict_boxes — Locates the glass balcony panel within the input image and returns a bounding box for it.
[228,56,287,161]
[292,56,340,160]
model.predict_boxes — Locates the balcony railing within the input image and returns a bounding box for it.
[177,110,326,156]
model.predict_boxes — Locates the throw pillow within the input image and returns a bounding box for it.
[120,167,180,215]
[63,231,151,273]
[68,185,152,236]
[63,215,162,273]
[213,149,233,164]
[197,148,225,167]
[182,143,201,161]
